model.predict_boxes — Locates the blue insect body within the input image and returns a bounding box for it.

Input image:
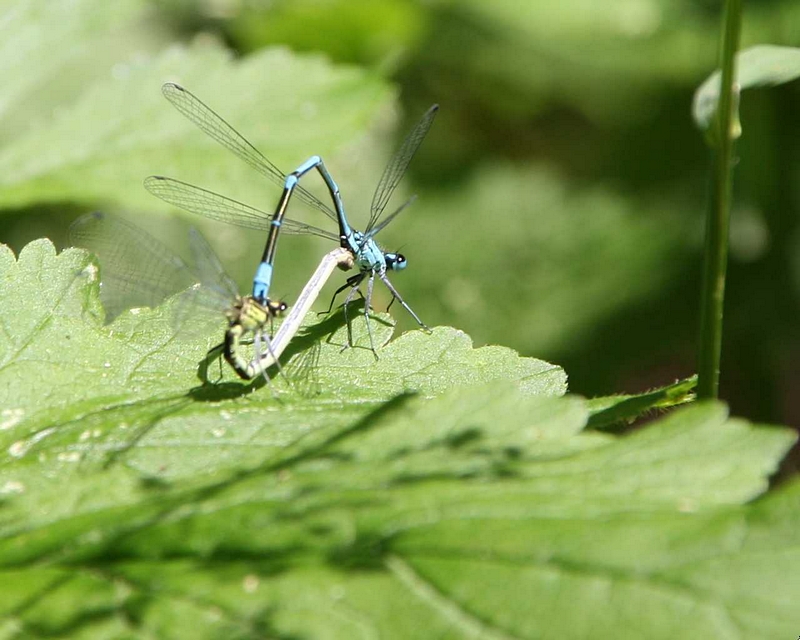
[145,82,437,355]
[266,105,437,352]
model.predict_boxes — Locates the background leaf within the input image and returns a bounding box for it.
[0,0,166,142]
[406,164,697,357]
[693,45,800,130]
[0,43,392,213]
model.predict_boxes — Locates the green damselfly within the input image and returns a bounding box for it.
[69,212,287,382]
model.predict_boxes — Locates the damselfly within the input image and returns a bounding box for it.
[145,83,437,356]
[69,212,286,382]
[251,247,353,371]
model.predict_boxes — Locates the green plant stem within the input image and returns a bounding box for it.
[697,0,743,399]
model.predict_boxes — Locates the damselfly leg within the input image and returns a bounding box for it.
[147,82,437,360]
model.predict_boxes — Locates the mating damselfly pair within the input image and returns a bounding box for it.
[71,82,437,385]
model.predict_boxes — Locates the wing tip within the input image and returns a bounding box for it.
[162,82,185,93]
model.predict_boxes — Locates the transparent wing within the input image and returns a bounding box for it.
[144,175,271,230]
[69,212,196,321]
[285,337,322,398]
[366,104,438,234]
[188,227,239,301]
[162,82,338,223]
[144,176,338,241]
[171,285,232,333]
[280,218,339,242]
[364,195,417,241]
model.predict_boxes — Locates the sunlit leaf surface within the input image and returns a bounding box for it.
[0,239,796,639]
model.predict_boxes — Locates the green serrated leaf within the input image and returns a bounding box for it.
[0,382,796,638]
[693,45,800,132]
[0,238,565,499]
[391,481,800,639]
[0,238,795,640]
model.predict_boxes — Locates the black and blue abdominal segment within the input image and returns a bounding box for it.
[144,81,438,356]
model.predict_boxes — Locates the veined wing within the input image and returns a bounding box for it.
[280,218,339,242]
[285,336,322,398]
[364,195,417,241]
[187,227,239,301]
[366,104,438,234]
[162,82,338,223]
[144,176,339,241]
[173,227,240,330]
[69,212,196,321]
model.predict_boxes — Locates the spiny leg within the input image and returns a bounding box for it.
[204,341,226,384]
[319,273,364,316]
[363,272,379,359]
[216,344,224,381]
[379,272,431,332]
[340,279,363,352]
[252,331,275,390]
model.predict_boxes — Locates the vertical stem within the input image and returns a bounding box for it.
[697,0,743,399]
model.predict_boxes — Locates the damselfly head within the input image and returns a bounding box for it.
[385,252,407,271]
[268,299,289,316]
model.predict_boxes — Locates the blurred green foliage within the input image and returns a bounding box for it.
[2,0,799,427]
